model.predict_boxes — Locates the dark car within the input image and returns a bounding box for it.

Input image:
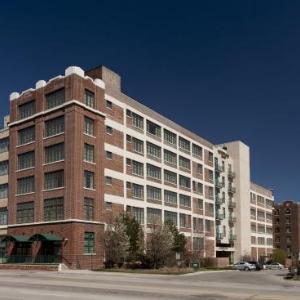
[248,261,263,271]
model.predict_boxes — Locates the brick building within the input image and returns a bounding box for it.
[0,65,274,268]
[273,201,300,259]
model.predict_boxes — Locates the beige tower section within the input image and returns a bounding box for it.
[223,141,251,261]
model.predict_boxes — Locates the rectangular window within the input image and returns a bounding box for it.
[208,151,213,163]
[179,194,191,208]
[105,176,112,185]
[164,190,177,205]
[147,186,161,201]
[147,208,162,224]
[192,144,203,158]
[46,88,65,109]
[0,208,7,225]
[147,164,161,180]
[106,151,113,159]
[196,163,203,175]
[164,170,177,185]
[132,137,144,154]
[16,202,34,224]
[84,90,95,108]
[193,237,204,251]
[127,206,144,224]
[164,129,177,146]
[106,100,112,109]
[106,126,113,134]
[84,198,94,221]
[0,138,9,153]
[18,152,35,170]
[180,213,191,228]
[17,176,34,194]
[132,183,144,200]
[0,160,9,176]
[18,126,35,145]
[179,137,190,153]
[132,160,144,177]
[132,112,144,130]
[146,120,161,137]
[18,100,36,120]
[0,184,8,199]
[179,156,191,171]
[84,117,94,136]
[84,232,95,254]
[179,175,190,189]
[84,144,94,163]
[164,150,177,166]
[44,170,64,190]
[146,142,161,159]
[193,181,203,194]
[45,116,64,137]
[164,211,177,226]
[44,197,64,221]
[84,171,94,189]
[45,143,64,164]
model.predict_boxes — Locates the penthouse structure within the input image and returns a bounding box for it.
[0,65,274,268]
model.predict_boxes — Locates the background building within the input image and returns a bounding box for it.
[0,65,274,268]
[273,201,300,260]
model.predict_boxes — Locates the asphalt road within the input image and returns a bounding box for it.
[0,269,299,300]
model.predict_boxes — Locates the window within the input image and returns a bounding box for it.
[205,219,212,233]
[132,137,144,154]
[105,202,112,210]
[18,126,35,145]
[84,171,94,189]
[18,152,35,170]
[179,137,190,153]
[147,186,161,201]
[193,237,204,251]
[180,213,191,228]
[146,142,161,159]
[44,197,64,221]
[193,181,203,194]
[192,144,202,158]
[105,176,112,185]
[257,210,265,221]
[258,225,265,233]
[84,232,95,254]
[127,206,144,224]
[16,202,34,224]
[17,176,34,194]
[84,144,94,162]
[257,195,265,206]
[196,163,203,175]
[106,100,112,109]
[267,238,273,246]
[0,184,8,199]
[208,186,214,198]
[18,100,36,119]
[147,208,162,224]
[46,88,65,109]
[0,138,9,153]
[285,208,291,215]
[250,192,256,204]
[147,164,161,180]
[208,151,213,163]
[179,156,191,171]
[132,160,143,177]
[164,129,176,146]
[146,120,161,137]
[45,143,64,164]
[45,116,64,137]
[193,217,204,232]
[258,237,265,245]
[84,117,94,136]
[84,90,95,108]
[196,198,203,209]
[251,236,256,244]
[164,170,177,185]
[132,183,144,200]
[106,126,113,134]
[164,150,177,166]
[164,190,177,205]
[0,160,8,176]
[164,211,177,226]
[0,208,7,225]
[132,112,144,130]
[251,224,256,233]
[179,175,190,189]
[251,208,256,219]
[44,170,64,190]
[84,198,94,221]
[106,151,113,159]
[179,194,191,208]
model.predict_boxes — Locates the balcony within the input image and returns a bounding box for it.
[228,170,236,179]
[215,195,225,206]
[216,232,224,240]
[229,234,237,242]
[228,214,237,223]
[215,179,224,189]
[216,211,225,220]
[228,185,236,194]
[215,163,224,173]
[228,199,236,209]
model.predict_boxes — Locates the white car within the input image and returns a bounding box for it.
[266,262,284,270]
[233,261,256,271]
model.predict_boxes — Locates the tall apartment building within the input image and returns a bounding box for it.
[273,201,300,259]
[0,65,274,268]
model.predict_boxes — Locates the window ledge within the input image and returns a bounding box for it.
[16,141,35,148]
[43,187,65,192]
[16,192,35,196]
[16,167,35,172]
[43,160,64,166]
[43,132,64,140]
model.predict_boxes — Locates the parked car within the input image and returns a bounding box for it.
[248,261,263,271]
[266,262,284,270]
[233,261,256,271]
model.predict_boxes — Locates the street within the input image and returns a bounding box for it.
[0,269,299,300]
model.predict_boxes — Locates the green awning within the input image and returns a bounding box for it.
[2,235,30,242]
[29,233,62,242]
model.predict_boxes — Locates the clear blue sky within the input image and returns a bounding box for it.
[0,1,299,202]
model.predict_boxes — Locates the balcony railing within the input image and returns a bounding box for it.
[216,232,224,240]
[228,215,237,223]
[215,180,224,189]
[229,234,237,241]
[228,199,236,208]
[228,170,236,179]
[215,195,225,205]
[215,164,224,173]
[216,211,225,220]
[228,186,236,194]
